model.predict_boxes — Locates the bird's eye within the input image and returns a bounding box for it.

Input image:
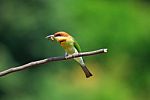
[54,34,61,37]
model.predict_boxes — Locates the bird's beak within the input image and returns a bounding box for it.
[45,35,55,40]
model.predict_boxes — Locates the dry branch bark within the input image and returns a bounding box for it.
[0,49,107,77]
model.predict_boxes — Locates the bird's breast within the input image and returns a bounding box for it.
[60,43,75,54]
[59,39,76,54]
[65,47,76,54]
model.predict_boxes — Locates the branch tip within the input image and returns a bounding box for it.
[104,49,108,53]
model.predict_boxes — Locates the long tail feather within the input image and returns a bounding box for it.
[80,64,93,78]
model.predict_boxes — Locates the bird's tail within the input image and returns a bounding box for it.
[80,64,93,78]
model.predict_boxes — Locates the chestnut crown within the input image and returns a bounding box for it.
[54,32,70,37]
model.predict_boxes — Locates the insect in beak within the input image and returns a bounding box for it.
[45,35,55,41]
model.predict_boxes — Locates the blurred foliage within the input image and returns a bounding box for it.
[0,0,150,100]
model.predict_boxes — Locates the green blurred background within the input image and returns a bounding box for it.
[0,0,149,100]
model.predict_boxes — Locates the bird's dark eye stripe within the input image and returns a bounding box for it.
[54,34,61,37]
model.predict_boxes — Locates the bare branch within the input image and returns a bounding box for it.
[0,49,107,77]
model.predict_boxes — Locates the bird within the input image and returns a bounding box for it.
[46,32,93,78]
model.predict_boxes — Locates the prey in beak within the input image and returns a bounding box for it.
[45,35,55,41]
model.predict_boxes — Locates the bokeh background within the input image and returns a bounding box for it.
[0,0,150,100]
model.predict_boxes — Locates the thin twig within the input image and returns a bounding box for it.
[0,49,107,77]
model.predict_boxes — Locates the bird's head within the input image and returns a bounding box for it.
[46,32,72,42]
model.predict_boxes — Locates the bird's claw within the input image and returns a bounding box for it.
[65,55,70,59]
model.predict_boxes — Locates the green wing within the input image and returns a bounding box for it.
[73,39,81,52]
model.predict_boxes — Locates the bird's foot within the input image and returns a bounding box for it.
[64,52,69,59]
[65,55,70,59]
[65,53,77,59]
